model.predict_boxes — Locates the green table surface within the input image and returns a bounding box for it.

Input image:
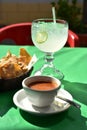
[0,45,87,130]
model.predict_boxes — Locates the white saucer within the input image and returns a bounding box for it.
[13,88,73,115]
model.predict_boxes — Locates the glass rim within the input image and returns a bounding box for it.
[32,18,68,24]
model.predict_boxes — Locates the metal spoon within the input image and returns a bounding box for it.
[56,96,81,109]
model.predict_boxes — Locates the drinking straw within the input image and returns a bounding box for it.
[52,6,56,23]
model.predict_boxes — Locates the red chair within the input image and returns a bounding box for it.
[67,30,80,47]
[0,22,79,47]
[0,22,33,45]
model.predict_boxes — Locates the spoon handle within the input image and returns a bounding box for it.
[57,96,81,109]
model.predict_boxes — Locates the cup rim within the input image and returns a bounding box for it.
[32,18,68,25]
[22,75,61,92]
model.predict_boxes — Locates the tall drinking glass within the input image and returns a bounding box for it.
[31,19,68,79]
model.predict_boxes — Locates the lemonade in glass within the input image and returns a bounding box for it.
[31,19,68,79]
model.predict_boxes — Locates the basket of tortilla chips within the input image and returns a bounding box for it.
[0,48,34,91]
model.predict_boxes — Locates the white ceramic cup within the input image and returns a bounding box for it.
[22,75,61,107]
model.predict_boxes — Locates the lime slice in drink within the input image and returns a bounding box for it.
[36,31,48,44]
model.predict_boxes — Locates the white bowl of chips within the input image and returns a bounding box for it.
[0,48,36,91]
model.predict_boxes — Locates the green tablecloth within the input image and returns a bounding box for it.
[0,45,87,130]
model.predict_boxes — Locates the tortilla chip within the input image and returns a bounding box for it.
[0,48,32,79]
[20,48,31,65]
